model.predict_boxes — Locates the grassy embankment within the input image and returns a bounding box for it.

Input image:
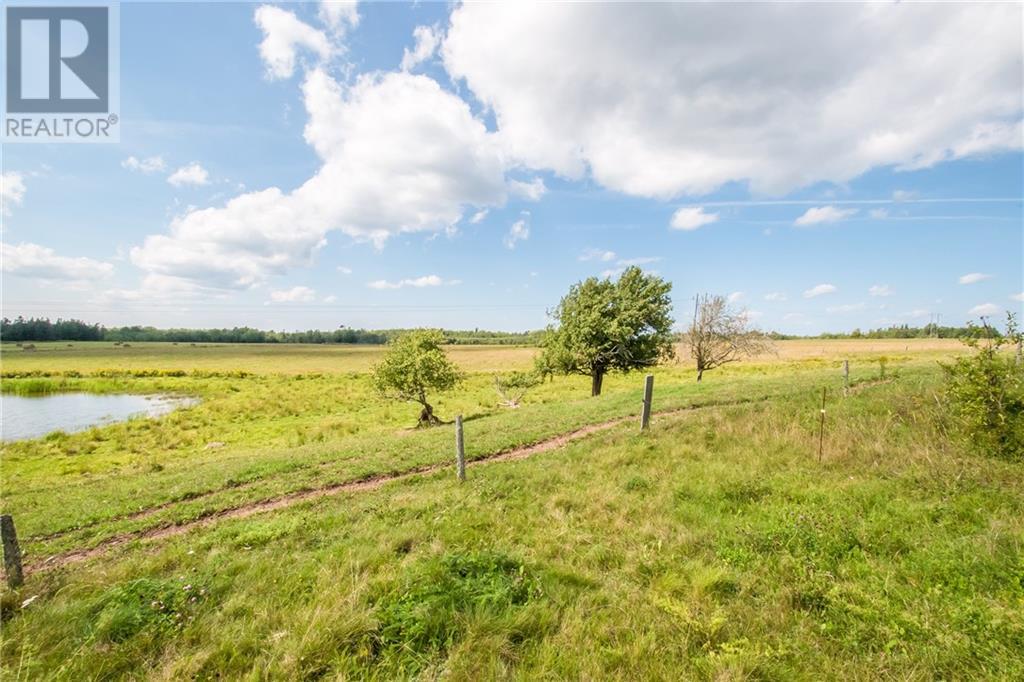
[2,339,1021,678]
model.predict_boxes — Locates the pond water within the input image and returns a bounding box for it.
[1,393,198,442]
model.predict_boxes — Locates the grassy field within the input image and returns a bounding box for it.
[1,340,1021,679]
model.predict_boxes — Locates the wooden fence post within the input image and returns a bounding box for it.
[455,415,466,482]
[818,388,827,463]
[843,360,850,396]
[1,515,24,589]
[640,374,654,430]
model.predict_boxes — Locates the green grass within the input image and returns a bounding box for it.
[1,341,1020,678]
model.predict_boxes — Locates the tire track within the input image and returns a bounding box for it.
[25,398,766,575]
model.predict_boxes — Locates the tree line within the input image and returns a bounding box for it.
[0,317,544,346]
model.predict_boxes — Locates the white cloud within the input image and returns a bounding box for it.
[727,291,744,303]
[1,172,26,216]
[167,163,210,187]
[367,275,449,289]
[1,242,113,281]
[254,5,333,80]
[323,294,338,303]
[617,256,660,267]
[469,209,489,224]
[905,309,930,318]
[503,218,530,249]
[868,284,893,297]
[122,156,166,174]
[1011,292,1024,302]
[804,283,837,298]
[336,265,352,274]
[401,24,441,71]
[579,248,616,262]
[670,207,718,231]
[794,205,857,226]
[826,302,866,313]
[268,285,316,303]
[958,272,993,284]
[131,69,506,290]
[508,177,547,201]
[892,189,917,202]
[764,292,787,302]
[869,208,889,219]
[319,1,359,34]
[443,3,1022,198]
[968,302,1001,317]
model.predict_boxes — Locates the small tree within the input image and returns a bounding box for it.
[371,329,464,426]
[687,293,771,382]
[941,312,1023,460]
[538,266,675,396]
[493,371,540,408]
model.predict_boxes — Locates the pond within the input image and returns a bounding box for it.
[1,393,198,442]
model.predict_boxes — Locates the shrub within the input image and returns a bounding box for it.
[941,313,1024,460]
[493,371,540,407]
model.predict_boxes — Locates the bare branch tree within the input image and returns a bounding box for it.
[686,293,773,382]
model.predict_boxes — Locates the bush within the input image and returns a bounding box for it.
[941,314,1024,460]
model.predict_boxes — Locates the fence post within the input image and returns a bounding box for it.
[455,415,466,482]
[640,374,654,430]
[843,360,850,396]
[818,387,827,463]
[1,515,24,589]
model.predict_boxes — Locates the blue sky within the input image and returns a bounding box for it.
[2,1,1022,334]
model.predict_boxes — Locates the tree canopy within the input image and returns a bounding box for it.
[371,329,464,426]
[537,267,675,396]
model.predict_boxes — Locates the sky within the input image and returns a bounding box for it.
[1,1,1022,334]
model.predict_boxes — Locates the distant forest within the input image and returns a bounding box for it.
[0,317,545,345]
[0,316,1003,345]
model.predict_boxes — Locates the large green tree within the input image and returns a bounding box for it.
[537,266,675,396]
[371,329,464,426]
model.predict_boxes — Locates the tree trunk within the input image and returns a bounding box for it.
[591,369,604,396]
[418,402,440,427]
[696,368,703,382]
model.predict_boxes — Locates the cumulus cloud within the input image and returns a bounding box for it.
[1,172,26,216]
[869,284,893,297]
[268,285,316,302]
[579,248,616,262]
[122,156,166,174]
[959,272,993,284]
[469,209,489,224]
[401,24,441,71]
[319,0,359,34]
[336,265,352,274]
[508,177,547,201]
[764,292,787,302]
[670,207,718,231]
[804,283,837,298]
[443,3,1022,198]
[254,5,333,80]
[869,208,889,219]
[167,163,210,187]
[968,302,1000,316]
[131,68,506,290]
[1011,292,1024,302]
[727,291,744,303]
[1,242,113,281]
[794,205,857,226]
[503,217,530,249]
[367,275,451,289]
